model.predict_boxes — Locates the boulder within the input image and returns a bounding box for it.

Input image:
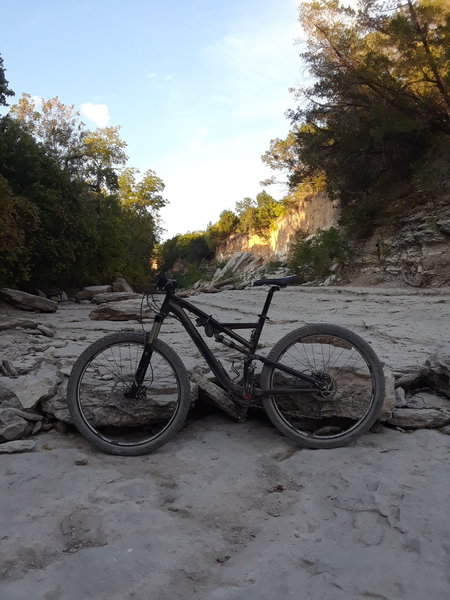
[190,373,246,421]
[386,391,450,429]
[40,393,71,423]
[92,292,141,304]
[380,368,395,420]
[0,289,58,313]
[0,318,40,331]
[89,299,154,321]
[0,440,36,453]
[112,278,134,293]
[0,363,61,409]
[75,286,112,302]
[0,408,28,442]
[46,383,178,428]
[423,345,450,398]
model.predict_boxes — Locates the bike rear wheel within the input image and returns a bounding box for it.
[260,324,385,449]
[67,332,191,455]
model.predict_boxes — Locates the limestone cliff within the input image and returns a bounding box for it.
[216,192,339,261]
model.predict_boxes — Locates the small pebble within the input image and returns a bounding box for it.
[74,457,89,465]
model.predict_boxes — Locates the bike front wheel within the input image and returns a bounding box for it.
[260,324,385,449]
[67,332,191,455]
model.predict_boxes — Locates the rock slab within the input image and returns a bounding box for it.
[0,289,58,313]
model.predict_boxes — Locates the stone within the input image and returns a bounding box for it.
[0,440,36,453]
[75,286,112,302]
[92,291,141,304]
[386,391,450,429]
[214,277,237,289]
[0,364,61,409]
[7,407,43,422]
[395,387,407,408]
[393,365,424,389]
[424,345,450,398]
[89,299,154,321]
[190,373,246,421]
[112,277,134,293]
[388,408,450,429]
[0,408,28,442]
[0,360,19,377]
[0,318,39,331]
[32,421,42,435]
[46,384,178,429]
[0,289,58,313]
[40,393,71,423]
[36,324,55,337]
[406,391,450,412]
[381,368,396,419]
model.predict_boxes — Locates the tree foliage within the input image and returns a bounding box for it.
[0,54,14,107]
[288,227,350,281]
[0,60,167,290]
[265,0,450,224]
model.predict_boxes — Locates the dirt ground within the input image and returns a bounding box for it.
[1,285,449,599]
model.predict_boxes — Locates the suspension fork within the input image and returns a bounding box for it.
[125,313,165,398]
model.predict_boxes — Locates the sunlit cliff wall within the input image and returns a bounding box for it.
[216,192,340,261]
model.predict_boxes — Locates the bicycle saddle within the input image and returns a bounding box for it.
[253,275,297,287]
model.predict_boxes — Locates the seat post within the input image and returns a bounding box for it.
[250,286,279,351]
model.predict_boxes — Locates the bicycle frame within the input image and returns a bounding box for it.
[130,286,322,406]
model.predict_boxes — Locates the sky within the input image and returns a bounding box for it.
[1,0,305,240]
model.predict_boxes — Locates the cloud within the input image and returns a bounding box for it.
[80,102,110,127]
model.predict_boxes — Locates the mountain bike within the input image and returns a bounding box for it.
[67,275,385,455]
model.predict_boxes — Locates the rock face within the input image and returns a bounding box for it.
[351,196,450,286]
[215,192,339,261]
[0,289,58,313]
[193,252,280,292]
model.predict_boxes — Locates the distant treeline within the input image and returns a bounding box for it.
[0,61,166,291]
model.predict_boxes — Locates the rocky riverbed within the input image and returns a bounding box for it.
[1,284,449,599]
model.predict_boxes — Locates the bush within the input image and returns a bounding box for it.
[288,227,349,282]
[158,232,214,272]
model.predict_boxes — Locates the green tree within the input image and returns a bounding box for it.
[235,197,257,233]
[10,94,129,191]
[207,209,239,241]
[268,0,450,219]
[81,126,127,193]
[118,167,166,216]
[9,94,84,173]
[253,191,284,234]
[0,54,14,106]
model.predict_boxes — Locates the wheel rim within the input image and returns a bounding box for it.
[75,341,182,448]
[268,333,377,441]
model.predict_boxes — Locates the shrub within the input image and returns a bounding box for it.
[288,227,350,282]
